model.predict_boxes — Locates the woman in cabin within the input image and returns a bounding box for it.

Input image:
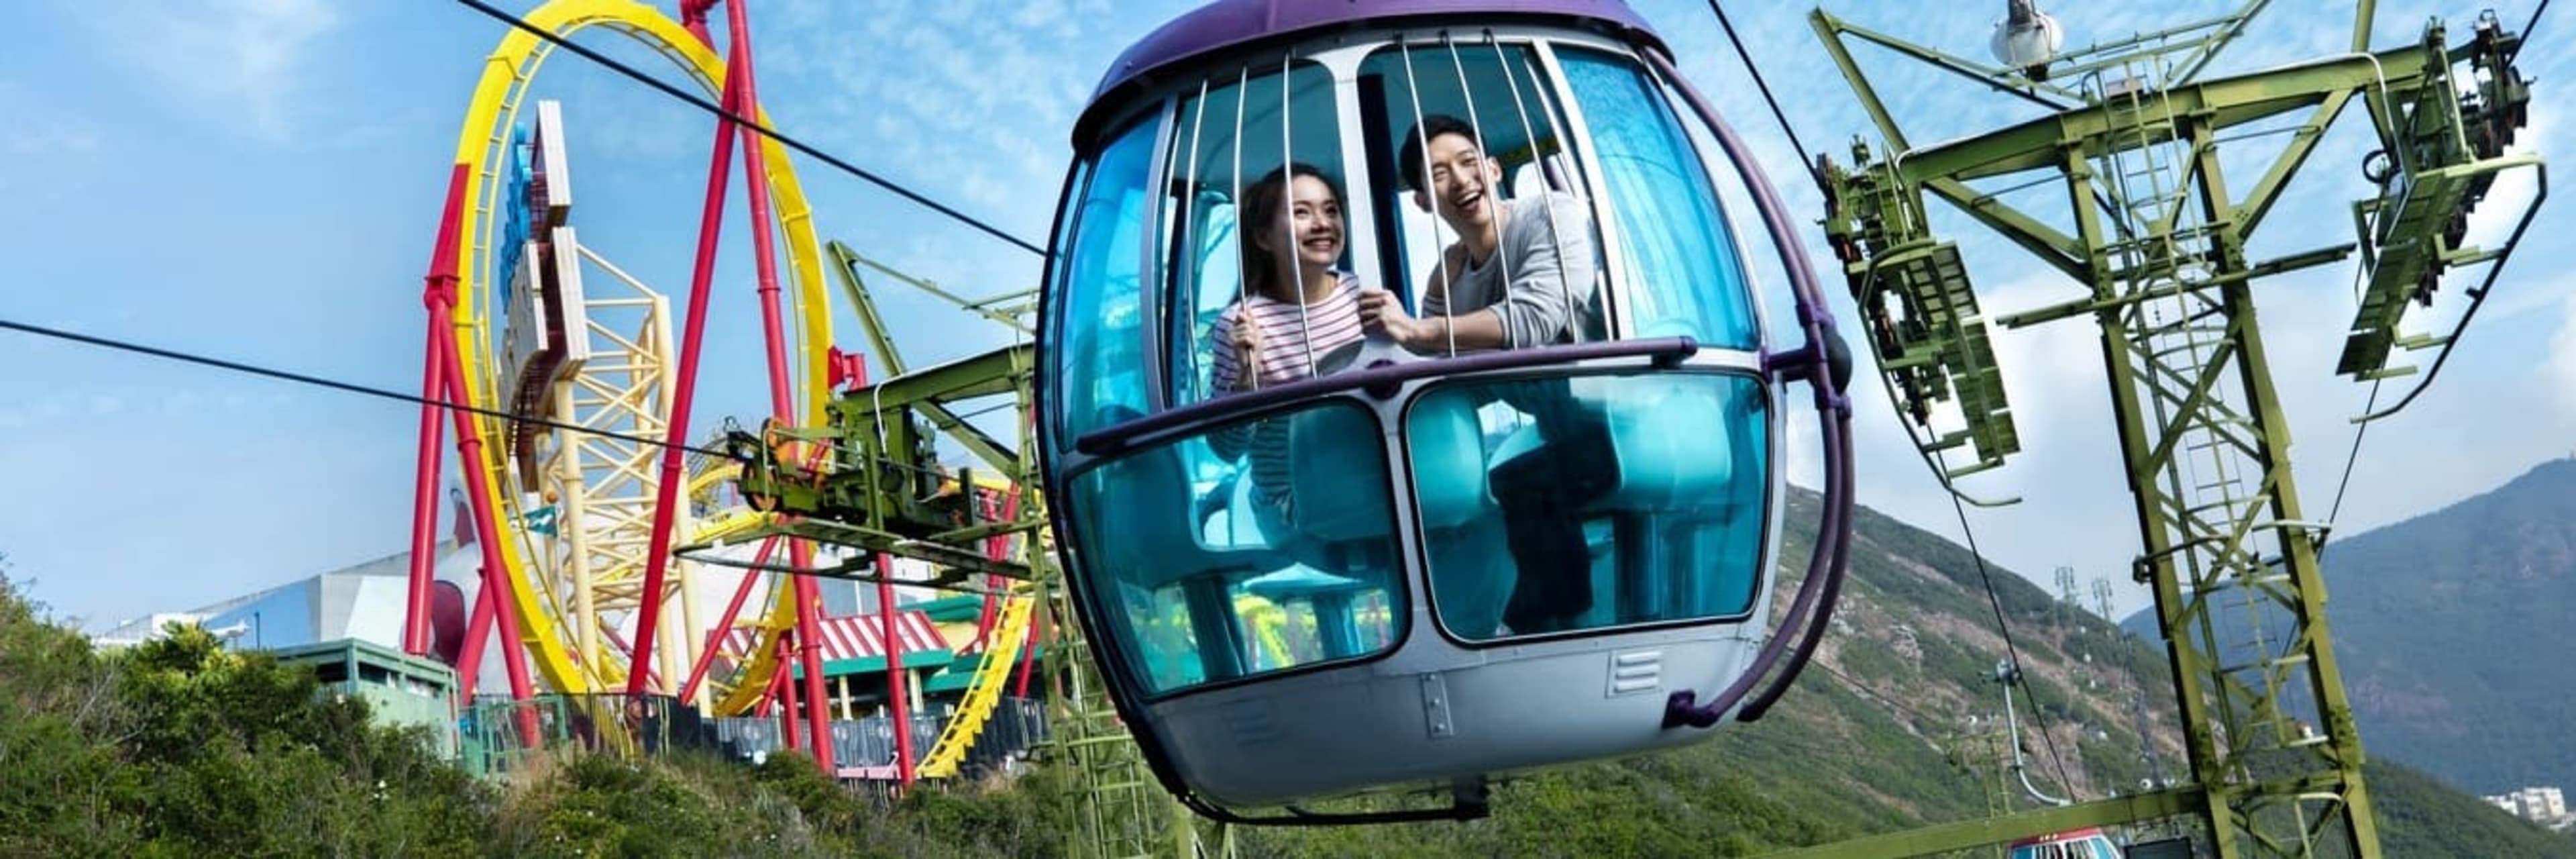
[1205,162,1367,548]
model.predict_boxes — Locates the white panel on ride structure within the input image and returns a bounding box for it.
[500,242,548,394]
[532,100,573,225]
[547,225,592,379]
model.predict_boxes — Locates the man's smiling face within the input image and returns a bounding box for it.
[1415,130,1501,240]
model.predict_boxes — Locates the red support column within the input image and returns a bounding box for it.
[431,301,541,745]
[623,57,741,697]
[717,0,838,778]
[876,552,915,786]
[454,562,499,701]
[405,163,471,656]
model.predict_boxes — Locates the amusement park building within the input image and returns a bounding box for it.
[85,528,1012,719]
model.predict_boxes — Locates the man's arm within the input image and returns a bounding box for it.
[1410,244,1508,352]
[1484,193,1595,348]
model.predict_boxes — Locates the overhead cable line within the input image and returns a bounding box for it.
[451,0,1049,258]
[1713,0,2127,801]
[1811,659,1955,729]
[1935,453,2082,799]
[1705,0,1815,172]
[2327,0,2551,531]
[1705,0,2072,784]
[0,317,737,460]
[2508,0,2552,65]
[2325,381,2385,531]
[1705,0,2078,787]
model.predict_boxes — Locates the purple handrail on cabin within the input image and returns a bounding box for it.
[1644,45,1859,729]
[1073,336,1697,457]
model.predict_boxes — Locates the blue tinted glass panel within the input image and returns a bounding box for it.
[1166,61,1352,408]
[1069,402,1403,696]
[1360,42,1610,345]
[1558,48,1758,348]
[1407,371,1767,641]
[1053,115,1163,447]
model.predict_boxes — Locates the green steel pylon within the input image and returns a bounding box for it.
[1770,3,2544,857]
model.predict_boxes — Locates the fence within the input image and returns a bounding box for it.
[456,693,1052,782]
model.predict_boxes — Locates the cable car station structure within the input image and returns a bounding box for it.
[401,1,2546,857]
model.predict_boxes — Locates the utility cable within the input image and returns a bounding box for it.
[2324,378,2383,529]
[2508,0,2552,65]
[2322,0,2548,534]
[1709,0,2070,795]
[1706,0,1815,172]
[0,317,736,460]
[1935,450,2082,799]
[1811,659,1954,729]
[451,0,1049,258]
[2324,149,2401,538]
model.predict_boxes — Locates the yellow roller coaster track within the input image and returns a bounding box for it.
[447,0,828,706]
[915,587,1040,778]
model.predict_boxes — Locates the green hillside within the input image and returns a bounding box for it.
[7,476,2567,859]
[1235,489,2574,856]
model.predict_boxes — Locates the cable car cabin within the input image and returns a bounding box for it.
[2009,827,2123,859]
[1036,0,1855,818]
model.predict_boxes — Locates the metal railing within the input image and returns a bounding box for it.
[455,693,1053,780]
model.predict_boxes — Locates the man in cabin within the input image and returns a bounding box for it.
[1360,113,1610,636]
[1358,113,1599,352]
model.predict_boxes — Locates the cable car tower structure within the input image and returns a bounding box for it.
[1796,1,2544,856]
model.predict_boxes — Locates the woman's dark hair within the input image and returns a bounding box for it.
[1237,161,1340,302]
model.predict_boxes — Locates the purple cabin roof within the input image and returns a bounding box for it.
[1073,0,1666,146]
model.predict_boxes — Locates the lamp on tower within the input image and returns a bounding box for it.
[1990,0,2064,81]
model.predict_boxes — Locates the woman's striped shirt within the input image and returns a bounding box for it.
[1205,272,1366,517]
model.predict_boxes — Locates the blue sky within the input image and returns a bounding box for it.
[1,0,2567,631]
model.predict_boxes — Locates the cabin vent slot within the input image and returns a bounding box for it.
[1609,649,1663,696]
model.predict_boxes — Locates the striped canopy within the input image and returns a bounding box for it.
[722,610,950,666]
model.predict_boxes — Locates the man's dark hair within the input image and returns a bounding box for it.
[1398,113,1481,191]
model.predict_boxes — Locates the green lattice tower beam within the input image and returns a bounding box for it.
[1787,3,2543,858]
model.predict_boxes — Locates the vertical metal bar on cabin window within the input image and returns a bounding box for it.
[1444,34,1526,350]
[1531,40,1635,341]
[1283,50,1316,374]
[1138,94,1179,412]
[1395,35,1462,356]
[1321,45,1386,305]
[1486,36,1582,346]
[1230,65,1253,389]
[1513,38,1612,340]
[1176,78,1212,404]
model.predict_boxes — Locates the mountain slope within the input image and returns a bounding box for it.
[2121,456,2576,796]
[1239,489,2571,857]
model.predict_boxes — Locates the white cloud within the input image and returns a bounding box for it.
[2459,93,2555,253]
[90,0,340,144]
[2547,293,2576,421]
[0,117,99,159]
[0,81,103,197]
